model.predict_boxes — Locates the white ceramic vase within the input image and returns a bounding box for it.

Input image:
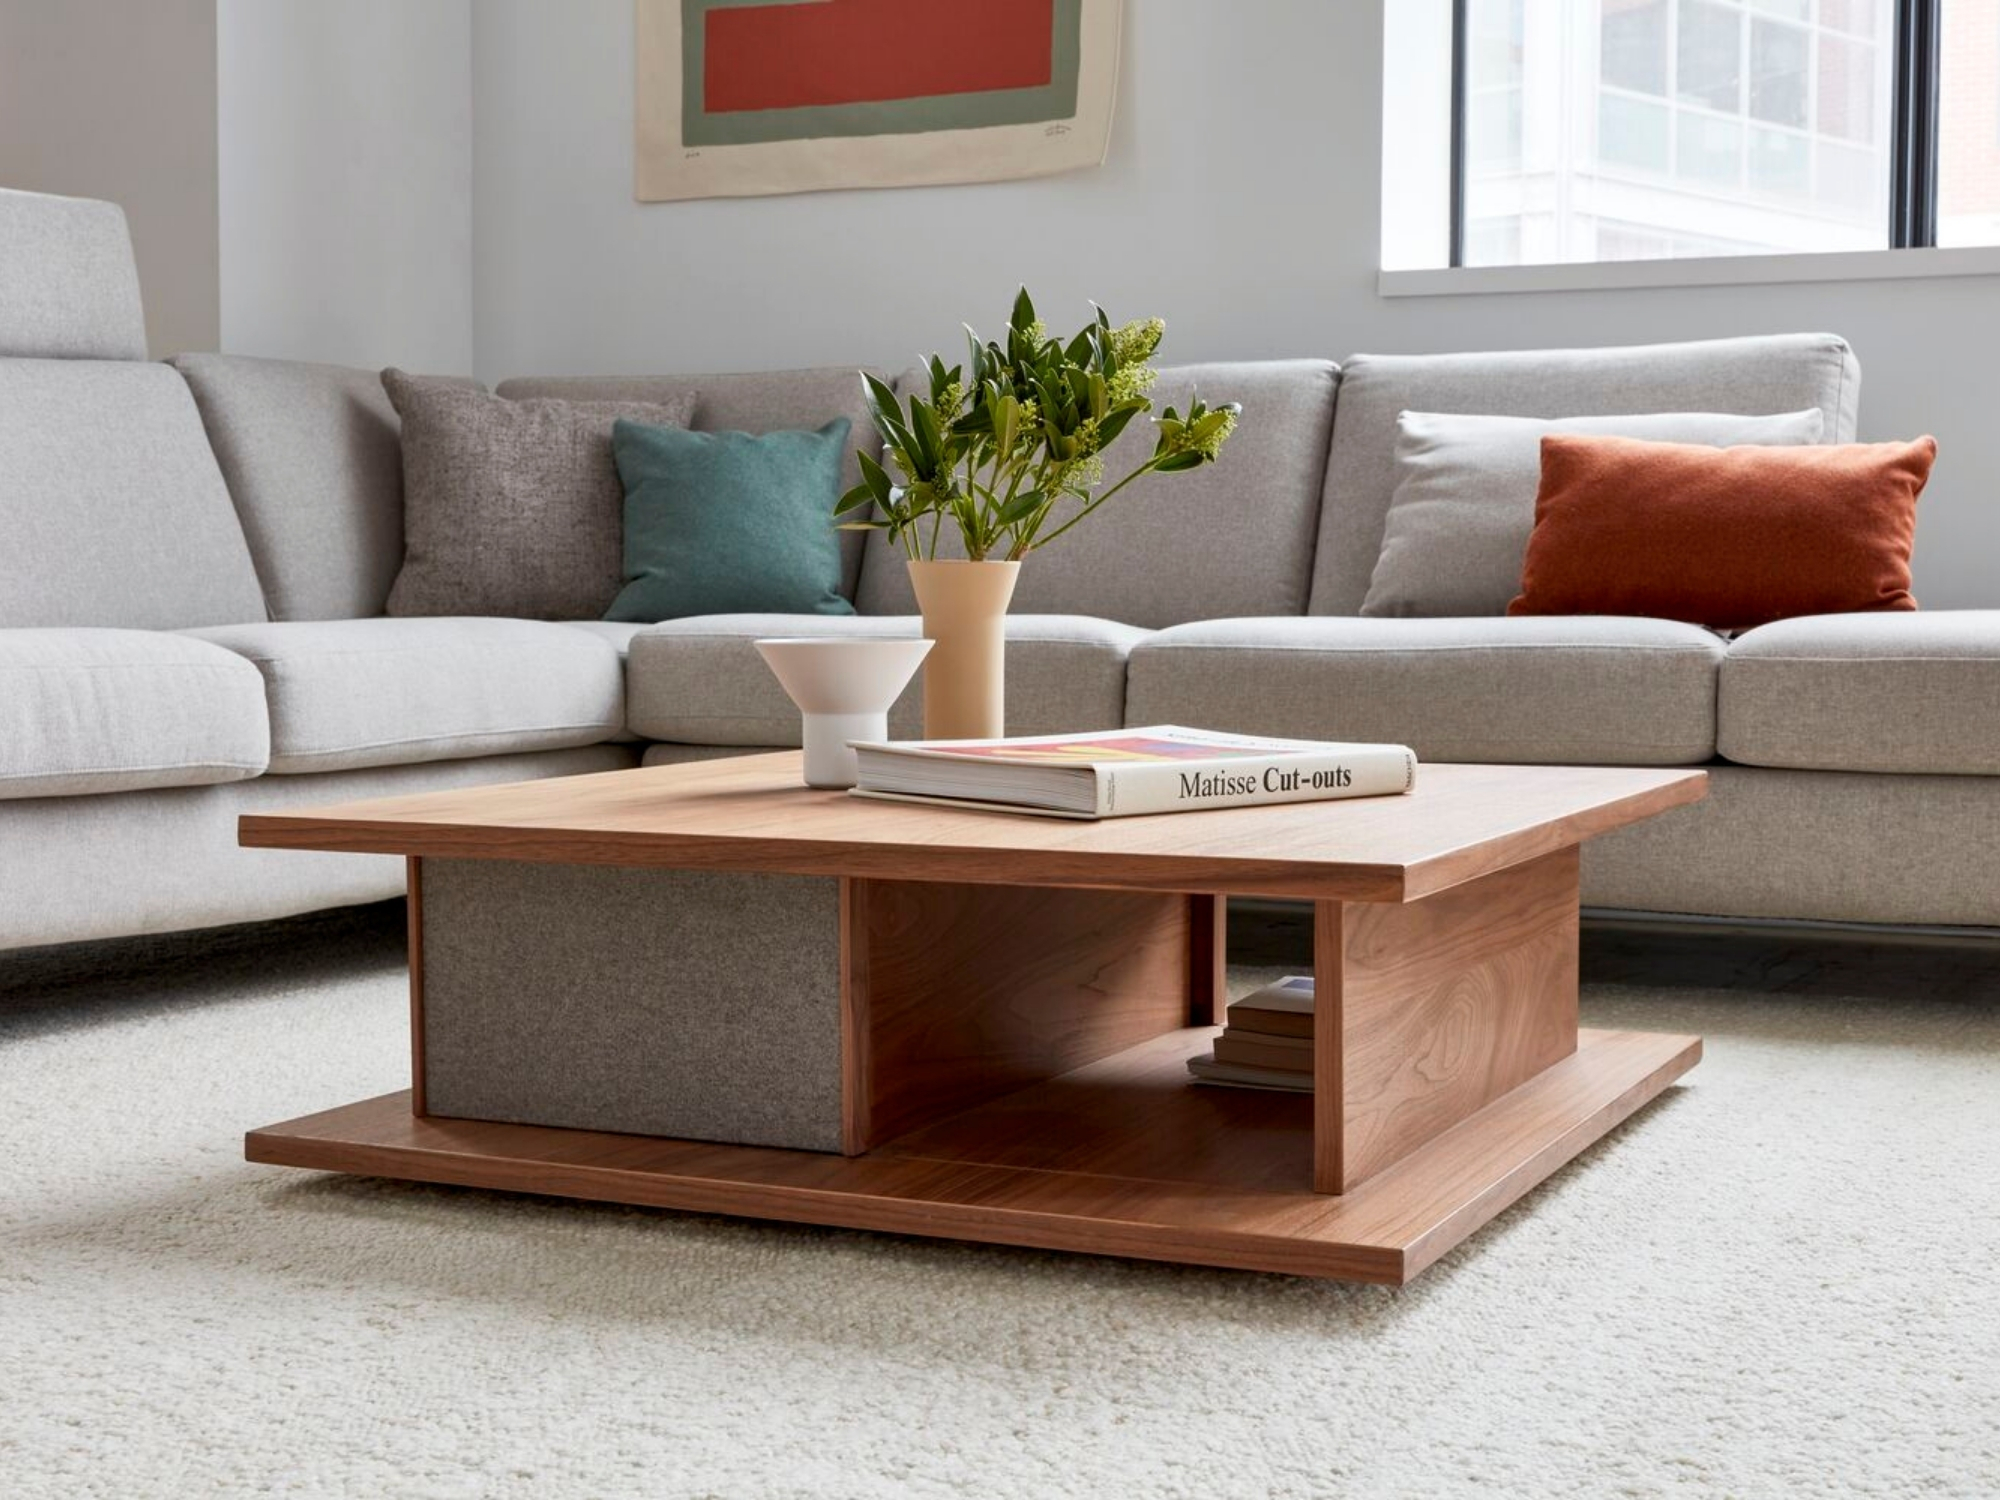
[753,637,933,789]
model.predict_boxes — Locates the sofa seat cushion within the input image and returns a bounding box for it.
[0,628,269,799]
[627,614,1147,745]
[185,618,624,774]
[1124,616,1725,765]
[1721,611,2000,775]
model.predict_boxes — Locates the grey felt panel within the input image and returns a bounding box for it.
[495,367,885,600]
[0,360,269,628]
[1720,611,2000,775]
[0,627,269,798]
[625,612,1146,745]
[0,189,147,360]
[855,360,1338,627]
[420,861,845,1152]
[1582,764,2000,926]
[1311,333,1862,616]
[186,617,626,774]
[171,354,416,621]
[0,745,637,952]
[1125,614,1726,765]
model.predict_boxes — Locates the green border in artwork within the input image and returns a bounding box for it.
[680,0,1083,147]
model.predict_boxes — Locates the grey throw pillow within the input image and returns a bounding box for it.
[383,369,699,620]
[1360,407,1827,618]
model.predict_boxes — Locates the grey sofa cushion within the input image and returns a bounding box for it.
[171,354,416,621]
[1125,615,1725,765]
[626,613,1146,745]
[1310,333,1863,616]
[1362,407,1826,618]
[186,618,625,774]
[0,745,638,951]
[1720,611,2000,776]
[496,368,884,600]
[383,371,698,620]
[0,360,269,629]
[855,360,1338,627]
[0,189,147,360]
[558,620,648,657]
[0,628,269,799]
[1583,764,2000,927]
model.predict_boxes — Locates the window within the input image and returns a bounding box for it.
[1452,0,2000,265]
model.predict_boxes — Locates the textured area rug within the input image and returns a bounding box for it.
[3,904,1998,1499]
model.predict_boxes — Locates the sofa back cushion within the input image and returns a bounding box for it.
[172,354,420,620]
[0,360,268,629]
[1308,332,1862,616]
[495,368,883,600]
[0,189,147,360]
[853,360,1338,627]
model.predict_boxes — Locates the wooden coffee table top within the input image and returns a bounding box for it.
[240,753,1705,903]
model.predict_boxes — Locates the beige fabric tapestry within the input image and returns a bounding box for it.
[634,0,1123,202]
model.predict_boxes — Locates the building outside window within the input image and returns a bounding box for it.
[1459,0,2000,266]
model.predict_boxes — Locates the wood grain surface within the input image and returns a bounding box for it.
[238,754,1705,904]
[846,878,1192,1150]
[1316,848,1581,1193]
[246,1027,1700,1284]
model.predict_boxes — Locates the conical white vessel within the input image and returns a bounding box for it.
[753,637,933,789]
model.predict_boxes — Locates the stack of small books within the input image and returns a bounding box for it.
[1186,974,1315,1092]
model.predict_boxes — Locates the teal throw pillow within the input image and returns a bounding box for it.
[605,418,856,621]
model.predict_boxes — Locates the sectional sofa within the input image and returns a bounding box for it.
[5,185,1996,953]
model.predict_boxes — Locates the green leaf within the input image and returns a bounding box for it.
[834,482,877,517]
[1152,451,1206,473]
[862,372,917,459]
[1010,285,1036,334]
[861,372,901,434]
[856,448,894,501]
[993,488,1045,528]
[1094,405,1140,450]
[909,396,942,468]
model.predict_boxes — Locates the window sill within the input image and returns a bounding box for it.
[1378,245,2000,298]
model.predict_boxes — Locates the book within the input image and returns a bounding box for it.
[1185,1052,1314,1093]
[1191,975,1317,1091]
[1224,973,1316,1040]
[849,726,1417,820]
[1211,1031,1313,1071]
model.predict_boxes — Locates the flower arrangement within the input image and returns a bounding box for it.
[836,288,1241,561]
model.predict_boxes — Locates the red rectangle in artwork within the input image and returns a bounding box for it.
[703,0,1055,113]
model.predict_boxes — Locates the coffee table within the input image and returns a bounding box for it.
[241,753,1704,1284]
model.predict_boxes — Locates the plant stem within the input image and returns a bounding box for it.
[1025,461,1158,553]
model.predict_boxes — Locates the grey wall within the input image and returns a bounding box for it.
[470,0,2000,608]
[0,0,220,358]
[217,0,475,375]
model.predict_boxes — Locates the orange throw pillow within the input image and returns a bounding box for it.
[1508,434,1936,630]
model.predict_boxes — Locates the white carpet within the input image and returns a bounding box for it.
[3,906,1998,1500]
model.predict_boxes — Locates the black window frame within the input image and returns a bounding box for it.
[1448,0,1945,266]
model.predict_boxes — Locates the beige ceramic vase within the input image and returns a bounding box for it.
[906,558,1021,740]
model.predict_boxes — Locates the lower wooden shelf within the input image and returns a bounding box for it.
[245,1026,1699,1284]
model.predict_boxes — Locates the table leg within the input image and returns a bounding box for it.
[1314,847,1580,1194]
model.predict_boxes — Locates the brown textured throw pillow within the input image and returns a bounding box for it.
[1509,434,1936,630]
[383,369,699,619]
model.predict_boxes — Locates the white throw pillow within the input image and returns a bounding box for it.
[1360,408,1827,618]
